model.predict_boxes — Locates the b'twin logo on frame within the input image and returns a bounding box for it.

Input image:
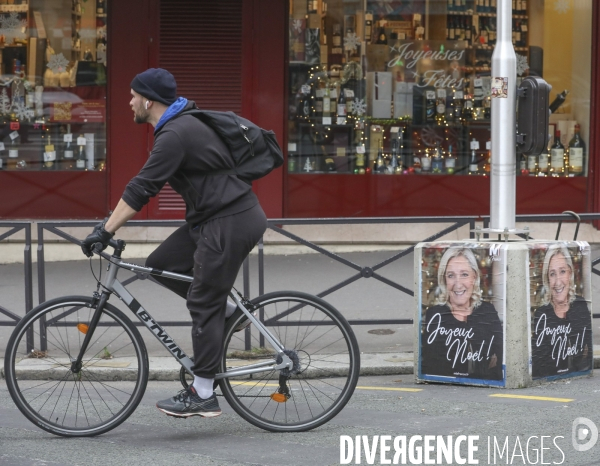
[137,309,186,360]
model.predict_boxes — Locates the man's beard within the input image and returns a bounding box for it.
[134,109,150,124]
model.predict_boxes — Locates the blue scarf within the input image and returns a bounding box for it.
[154,97,189,133]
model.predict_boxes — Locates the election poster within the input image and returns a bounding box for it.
[528,241,593,380]
[417,242,506,387]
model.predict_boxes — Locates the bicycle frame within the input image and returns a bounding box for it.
[74,249,293,381]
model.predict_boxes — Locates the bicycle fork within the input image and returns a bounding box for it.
[70,290,109,374]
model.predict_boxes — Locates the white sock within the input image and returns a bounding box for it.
[193,376,214,399]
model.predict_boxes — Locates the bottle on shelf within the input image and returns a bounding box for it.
[414,16,425,40]
[390,139,401,174]
[425,89,436,123]
[445,89,455,123]
[517,154,527,175]
[365,14,373,43]
[435,88,446,125]
[336,88,347,125]
[483,96,491,120]
[375,21,387,45]
[307,0,318,14]
[420,150,432,173]
[464,17,472,42]
[447,17,455,41]
[517,19,527,48]
[550,130,565,175]
[527,153,537,176]
[483,139,492,175]
[455,17,462,41]
[538,146,550,176]
[469,138,480,175]
[473,78,484,114]
[488,17,497,46]
[568,124,585,176]
[445,145,456,174]
[332,24,342,48]
[514,20,523,47]
[355,145,366,174]
[432,145,444,174]
[549,90,569,114]
[76,135,86,170]
[322,85,331,124]
[469,149,479,175]
[344,88,354,117]
[453,89,464,122]
[62,125,74,170]
[314,87,323,120]
[8,132,21,170]
[288,143,298,173]
[375,143,386,174]
[43,135,57,170]
[463,94,474,121]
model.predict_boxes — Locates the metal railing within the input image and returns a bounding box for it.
[1,213,599,331]
[0,222,33,345]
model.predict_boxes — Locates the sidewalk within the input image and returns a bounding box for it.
[3,351,600,381]
[2,249,600,381]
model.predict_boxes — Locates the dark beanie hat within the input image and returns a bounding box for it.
[130,68,177,105]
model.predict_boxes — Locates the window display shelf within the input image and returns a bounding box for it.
[0,4,29,13]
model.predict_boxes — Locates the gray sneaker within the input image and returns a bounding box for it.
[156,386,221,418]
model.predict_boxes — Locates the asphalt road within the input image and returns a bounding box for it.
[2,373,600,466]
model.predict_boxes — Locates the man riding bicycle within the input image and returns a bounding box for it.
[81,68,267,418]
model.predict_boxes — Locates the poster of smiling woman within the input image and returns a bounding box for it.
[416,243,506,386]
[529,242,593,380]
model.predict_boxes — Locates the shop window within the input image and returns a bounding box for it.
[287,0,591,178]
[0,0,107,172]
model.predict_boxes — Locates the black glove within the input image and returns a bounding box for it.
[81,222,114,257]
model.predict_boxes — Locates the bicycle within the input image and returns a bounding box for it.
[4,238,360,437]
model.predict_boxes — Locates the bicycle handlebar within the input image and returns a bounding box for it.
[91,238,126,258]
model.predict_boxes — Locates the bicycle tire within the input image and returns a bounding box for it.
[219,291,360,432]
[4,295,149,437]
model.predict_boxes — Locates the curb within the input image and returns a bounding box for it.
[2,354,599,381]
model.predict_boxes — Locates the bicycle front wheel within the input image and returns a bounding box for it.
[219,291,360,432]
[4,296,149,437]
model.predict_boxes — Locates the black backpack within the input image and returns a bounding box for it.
[180,109,284,183]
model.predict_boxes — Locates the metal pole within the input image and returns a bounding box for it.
[490,0,517,231]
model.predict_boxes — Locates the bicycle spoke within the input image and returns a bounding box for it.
[221,293,358,432]
[7,298,147,436]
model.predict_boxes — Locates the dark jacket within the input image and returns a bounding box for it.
[122,101,258,226]
[421,301,504,380]
[531,296,593,378]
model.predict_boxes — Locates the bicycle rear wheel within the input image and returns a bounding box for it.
[219,291,360,432]
[4,296,149,437]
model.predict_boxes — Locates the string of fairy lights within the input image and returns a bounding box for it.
[293,28,577,176]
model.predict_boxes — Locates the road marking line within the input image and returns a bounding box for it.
[228,382,422,392]
[356,386,422,392]
[490,394,574,402]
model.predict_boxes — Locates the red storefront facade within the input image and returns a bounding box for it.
[0,0,598,221]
